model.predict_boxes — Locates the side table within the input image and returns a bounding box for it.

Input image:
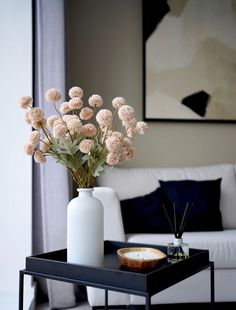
[19,240,215,310]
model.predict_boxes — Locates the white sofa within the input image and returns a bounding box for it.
[88,163,236,306]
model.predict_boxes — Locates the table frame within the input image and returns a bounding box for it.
[18,242,215,310]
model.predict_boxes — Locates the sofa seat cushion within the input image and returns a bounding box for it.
[126,229,236,268]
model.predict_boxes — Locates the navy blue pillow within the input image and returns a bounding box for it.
[120,188,171,234]
[159,179,223,232]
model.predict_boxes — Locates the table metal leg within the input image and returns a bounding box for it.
[210,262,215,309]
[105,289,108,310]
[145,295,151,310]
[19,270,24,310]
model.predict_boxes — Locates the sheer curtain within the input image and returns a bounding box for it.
[33,0,76,308]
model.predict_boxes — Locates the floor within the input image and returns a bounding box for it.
[35,300,91,310]
[35,301,236,310]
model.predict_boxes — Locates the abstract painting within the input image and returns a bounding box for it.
[143,0,236,122]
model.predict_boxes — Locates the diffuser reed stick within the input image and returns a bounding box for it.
[162,202,193,238]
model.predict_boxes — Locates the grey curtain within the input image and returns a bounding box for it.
[33,0,76,308]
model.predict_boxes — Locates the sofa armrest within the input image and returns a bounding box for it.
[93,187,126,242]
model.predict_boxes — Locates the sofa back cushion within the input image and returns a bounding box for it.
[159,179,223,232]
[97,164,236,229]
[120,179,223,233]
[120,187,169,233]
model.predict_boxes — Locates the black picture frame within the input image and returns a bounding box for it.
[143,0,236,123]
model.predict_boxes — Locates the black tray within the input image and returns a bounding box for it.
[25,240,209,295]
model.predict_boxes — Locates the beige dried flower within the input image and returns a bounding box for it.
[53,125,68,138]
[40,137,51,152]
[80,107,94,120]
[136,121,148,135]
[47,115,59,128]
[34,150,46,163]
[24,111,31,124]
[45,88,61,102]
[19,96,33,109]
[127,126,136,139]
[79,139,95,154]
[29,107,44,122]
[67,118,82,134]
[112,97,125,109]
[68,97,83,110]
[82,124,97,137]
[88,94,103,107]
[31,118,46,129]
[123,146,135,160]
[105,136,122,152]
[96,109,113,126]
[60,102,71,114]
[118,105,135,122]
[24,143,35,155]
[29,131,40,145]
[62,114,79,123]
[112,131,124,140]
[20,86,148,188]
[69,86,83,98]
[106,152,120,166]
[53,118,65,127]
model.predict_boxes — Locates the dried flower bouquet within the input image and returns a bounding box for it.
[19,86,148,188]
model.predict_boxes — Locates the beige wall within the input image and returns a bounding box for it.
[68,0,236,168]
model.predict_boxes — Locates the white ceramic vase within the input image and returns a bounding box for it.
[67,188,104,266]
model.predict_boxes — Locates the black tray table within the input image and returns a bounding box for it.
[19,240,214,310]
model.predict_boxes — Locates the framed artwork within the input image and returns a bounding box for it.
[143,0,236,122]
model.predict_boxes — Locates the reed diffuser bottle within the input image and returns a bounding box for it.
[167,237,189,261]
[163,202,193,261]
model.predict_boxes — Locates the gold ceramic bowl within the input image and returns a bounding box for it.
[117,247,167,271]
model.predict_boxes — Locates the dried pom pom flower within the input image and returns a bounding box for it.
[68,97,83,110]
[29,107,44,122]
[19,96,33,109]
[136,121,148,135]
[88,94,103,107]
[34,150,46,163]
[112,131,124,140]
[106,152,120,166]
[80,107,94,120]
[123,146,135,160]
[82,124,97,137]
[123,137,132,147]
[79,139,95,154]
[62,114,79,123]
[19,86,148,188]
[24,143,35,155]
[69,86,83,98]
[45,88,61,102]
[47,115,59,128]
[105,136,122,152]
[31,118,46,129]
[29,130,40,146]
[60,102,71,114]
[118,105,135,123]
[40,138,51,152]
[112,97,125,109]
[53,118,65,127]
[96,109,113,126]
[24,111,31,124]
[67,118,82,134]
[126,126,136,139]
[53,125,68,138]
